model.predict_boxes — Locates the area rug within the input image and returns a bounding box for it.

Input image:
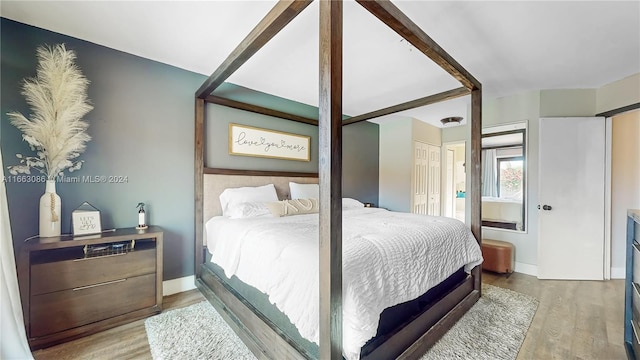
[421,284,538,360]
[145,284,537,360]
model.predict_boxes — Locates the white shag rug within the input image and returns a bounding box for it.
[145,301,255,360]
[145,284,537,360]
[421,284,538,360]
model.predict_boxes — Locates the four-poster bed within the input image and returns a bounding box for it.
[194,0,483,359]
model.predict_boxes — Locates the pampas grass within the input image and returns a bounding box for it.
[7,43,93,180]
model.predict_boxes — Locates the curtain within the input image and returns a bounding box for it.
[482,149,498,197]
[1,148,33,359]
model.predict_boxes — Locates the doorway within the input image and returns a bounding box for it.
[442,142,466,223]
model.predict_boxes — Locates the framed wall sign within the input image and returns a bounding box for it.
[228,123,310,161]
[72,202,102,236]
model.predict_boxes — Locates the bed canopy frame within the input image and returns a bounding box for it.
[194,1,482,359]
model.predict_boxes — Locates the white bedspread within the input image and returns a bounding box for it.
[206,208,483,360]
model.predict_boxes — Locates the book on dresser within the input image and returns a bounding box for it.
[625,210,640,359]
[17,226,163,350]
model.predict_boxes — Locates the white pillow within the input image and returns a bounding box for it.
[226,202,272,219]
[219,184,278,216]
[289,182,319,199]
[342,198,365,209]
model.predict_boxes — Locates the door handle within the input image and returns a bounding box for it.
[537,205,553,211]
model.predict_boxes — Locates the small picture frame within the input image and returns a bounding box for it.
[72,202,102,236]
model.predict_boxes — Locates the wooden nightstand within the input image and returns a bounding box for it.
[17,226,163,350]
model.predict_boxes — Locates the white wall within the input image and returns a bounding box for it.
[412,118,442,145]
[596,73,640,114]
[611,110,640,276]
[540,89,596,117]
[379,118,442,212]
[443,91,540,272]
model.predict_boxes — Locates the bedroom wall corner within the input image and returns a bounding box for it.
[596,73,640,114]
[378,118,413,212]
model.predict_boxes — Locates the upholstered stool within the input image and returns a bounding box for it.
[481,239,514,274]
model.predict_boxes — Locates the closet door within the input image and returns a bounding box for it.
[412,142,441,216]
[413,142,429,214]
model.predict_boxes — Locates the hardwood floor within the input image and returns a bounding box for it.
[483,271,626,360]
[32,272,625,359]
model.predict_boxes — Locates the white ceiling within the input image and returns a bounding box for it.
[1,1,638,127]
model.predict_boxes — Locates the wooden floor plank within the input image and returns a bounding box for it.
[483,272,625,360]
[32,274,625,360]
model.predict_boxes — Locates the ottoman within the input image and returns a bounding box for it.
[481,239,514,274]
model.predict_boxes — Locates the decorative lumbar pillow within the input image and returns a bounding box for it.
[266,198,319,217]
[219,184,278,217]
[289,182,319,200]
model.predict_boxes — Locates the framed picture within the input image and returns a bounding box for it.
[72,202,102,236]
[228,123,310,161]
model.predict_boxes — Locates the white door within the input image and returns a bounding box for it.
[413,142,428,214]
[538,117,605,280]
[412,142,441,215]
[444,149,455,217]
[427,145,441,216]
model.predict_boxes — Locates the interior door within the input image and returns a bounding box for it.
[413,141,428,214]
[444,149,455,217]
[412,142,441,215]
[427,145,441,216]
[538,117,605,280]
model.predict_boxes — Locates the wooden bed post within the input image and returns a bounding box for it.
[195,97,205,277]
[470,88,482,294]
[319,0,343,358]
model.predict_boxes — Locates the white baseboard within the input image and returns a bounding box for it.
[163,275,196,296]
[610,267,625,279]
[514,262,538,277]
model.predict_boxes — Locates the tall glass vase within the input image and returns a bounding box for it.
[39,180,61,237]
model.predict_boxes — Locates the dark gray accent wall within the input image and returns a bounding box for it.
[343,122,379,206]
[1,18,378,281]
[205,104,379,205]
[205,104,319,173]
[1,18,203,280]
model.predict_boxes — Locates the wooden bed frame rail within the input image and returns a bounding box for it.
[194,1,482,359]
[198,262,480,360]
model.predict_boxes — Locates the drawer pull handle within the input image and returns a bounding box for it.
[72,278,126,291]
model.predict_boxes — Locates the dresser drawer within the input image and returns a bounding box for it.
[633,319,640,359]
[30,273,156,338]
[31,248,156,295]
[634,242,640,284]
[634,283,640,324]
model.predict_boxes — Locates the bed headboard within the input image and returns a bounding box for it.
[203,169,319,223]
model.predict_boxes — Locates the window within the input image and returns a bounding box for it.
[497,156,523,199]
